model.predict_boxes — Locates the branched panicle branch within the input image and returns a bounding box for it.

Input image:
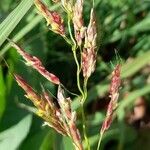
[15,74,67,135]
[15,74,82,150]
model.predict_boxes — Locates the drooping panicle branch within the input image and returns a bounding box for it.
[14,74,67,135]
[15,74,83,150]
[10,41,60,85]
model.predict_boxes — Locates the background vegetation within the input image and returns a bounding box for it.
[0,0,150,149]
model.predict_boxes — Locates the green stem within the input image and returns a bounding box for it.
[79,46,82,72]
[73,51,84,98]
[82,78,90,150]
[97,132,104,150]
[60,84,79,97]
[62,35,72,46]
[83,78,88,102]
[67,15,76,49]
[67,13,90,150]
[81,103,90,150]
[73,41,90,150]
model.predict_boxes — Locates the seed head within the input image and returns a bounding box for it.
[82,47,96,78]
[34,0,65,35]
[109,64,121,97]
[73,0,86,46]
[10,41,60,85]
[57,86,83,150]
[84,9,97,49]
[14,74,67,135]
[100,65,121,133]
[61,0,73,13]
[82,9,97,78]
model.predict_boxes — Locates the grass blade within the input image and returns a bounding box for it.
[0,0,34,47]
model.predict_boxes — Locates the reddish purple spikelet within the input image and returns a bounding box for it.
[57,86,83,150]
[100,64,121,133]
[109,64,121,96]
[84,9,97,49]
[73,0,86,46]
[14,74,39,101]
[15,74,68,135]
[11,41,60,85]
[82,9,97,78]
[82,47,96,78]
[34,0,65,35]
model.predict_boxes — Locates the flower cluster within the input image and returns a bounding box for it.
[10,0,122,149]
[10,40,60,85]
[82,9,97,79]
[35,0,97,79]
[72,0,86,46]
[100,64,121,134]
[15,74,82,149]
[34,0,65,35]
[10,39,83,150]
[11,0,98,149]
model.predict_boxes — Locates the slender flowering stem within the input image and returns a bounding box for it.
[79,46,83,72]
[67,15,77,49]
[83,77,88,102]
[66,9,90,149]
[73,50,84,98]
[62,35,72,45]
[97,132,103,150]
[81,78,90,149]
[67,12,84,97]
[73,46,90,150]
[81,103,90,150]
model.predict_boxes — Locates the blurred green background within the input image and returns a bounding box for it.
[0,0,150,150]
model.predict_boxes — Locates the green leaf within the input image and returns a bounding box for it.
[40,130,73,150]
[0,66,6,120]
[109,13,150,43]
[40,130,56,150]
[61,136,74,150]
[129,14,150,34]
[0,15,42,57]
[0,3,60,57]
[0,0,34,47]
[0,115,32,150]
[21,127,49,150]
